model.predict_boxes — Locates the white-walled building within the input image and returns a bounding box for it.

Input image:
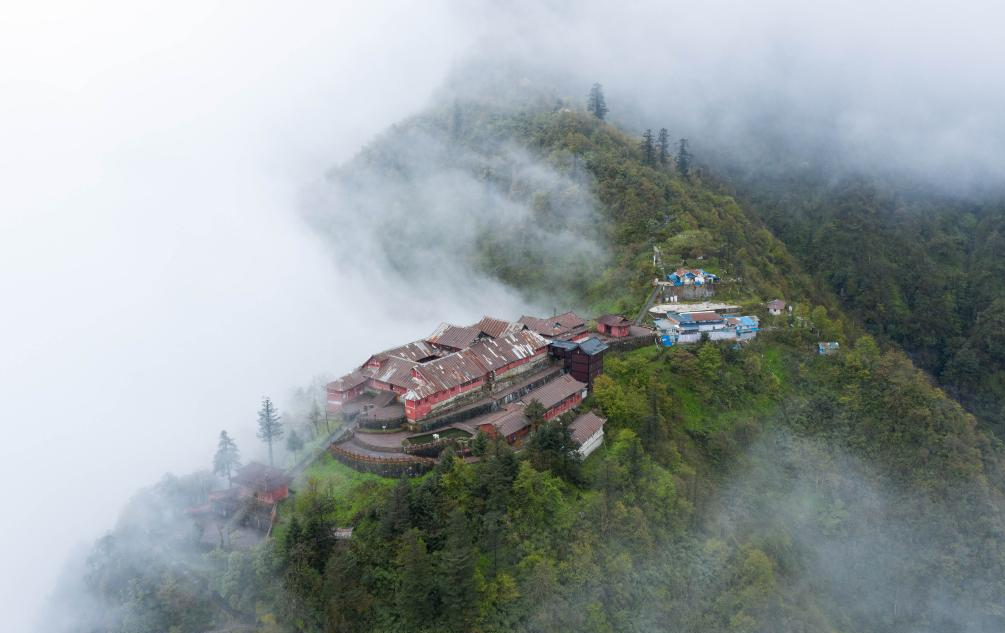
[569,411,607,458]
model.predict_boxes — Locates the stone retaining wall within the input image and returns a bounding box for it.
[329,445,433,477]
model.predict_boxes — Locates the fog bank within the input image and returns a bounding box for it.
[6,1,1005,631]
[0,3,471,632]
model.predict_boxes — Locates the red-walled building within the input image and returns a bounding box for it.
[523,373,588,420]
[327,318,551,423]
[327,371,368,410]
[404,348,488,420]
[596,314,632,338]
[477,404,531,445]
[404,330,549,421]
[232,462,291,504]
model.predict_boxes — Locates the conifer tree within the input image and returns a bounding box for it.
[307,398,326,436]
[212,430,241,487]
[677,138,692,177]
[256,397,284,467]
[283,515,303,563]
[587,83,608,120]
[524,399,546,433]
[471,429,489,456]
[381,477,413,538]
[641,129,655,165]
[658,128,671,165]
[396,529,433,628]
[286,429,304,463]
[437,508,475,632]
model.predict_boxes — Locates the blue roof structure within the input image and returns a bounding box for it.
[548,339,578,351]
[578,337,609,356]
[653,318,676,331]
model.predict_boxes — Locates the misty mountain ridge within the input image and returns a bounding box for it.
[45,82,1005,633]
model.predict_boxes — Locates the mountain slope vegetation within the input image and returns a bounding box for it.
[733,172,1005,437]
[65,97,1005,633]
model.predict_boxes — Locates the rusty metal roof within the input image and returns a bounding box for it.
[517,311,586,338]
[368,340,442,364]
[468,330,548,372]
[597,314,632,327]
[328,370,367,392]
[686,311,723,322]
[366,355,418,389]
[406,348,487,400]
[478,404,530,439]
[427,323,484,350]
[232,462,291,490]
[523,374,587,410]
[472,316,526,339]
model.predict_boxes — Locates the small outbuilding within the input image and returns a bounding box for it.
[232,462,292,504]
[569,411,607,458]
[596,314,633,338]
[766,299,787,316]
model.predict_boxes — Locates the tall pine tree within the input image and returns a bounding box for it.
[677,138,692,177]
[212,430,241,487]
[307,398,326,436]
[256,397,283,467]
[658,128,671,166]
[587,83,608,120]
[437,508,475,632]
[396,529,433,629]
[641,129,655,165]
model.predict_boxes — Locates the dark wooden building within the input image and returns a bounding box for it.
[548,337,608,388]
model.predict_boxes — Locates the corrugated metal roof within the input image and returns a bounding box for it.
[233,462,291,490]
[576,337,609,356]
[406,348,487,400]
[523,374,587,410]
[472,316,525,339]
[518,311,586,338]
[569,411,606,445]
[597,314,632,327]
[367,356,418,389]
[479,404,529,438]
[328,370,367,392]
[548,339,579,351]
[369,340,442,364]
[686,311,723,322]
[468,330,548,372]
[427,323,483,350]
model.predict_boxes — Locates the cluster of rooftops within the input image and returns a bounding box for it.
[327,312,594,422]
[653,310,760,346]
[665,267,720,287]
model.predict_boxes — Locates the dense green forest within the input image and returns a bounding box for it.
[730,172,1005,437]
[70,99,1005,633]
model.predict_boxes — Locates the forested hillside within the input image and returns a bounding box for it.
[733,173,1005,437]
[308,100,832,316]
[65,98,1005,633]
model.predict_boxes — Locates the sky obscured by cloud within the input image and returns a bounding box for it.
[3,1,1005,631]
[0,3,470,631]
